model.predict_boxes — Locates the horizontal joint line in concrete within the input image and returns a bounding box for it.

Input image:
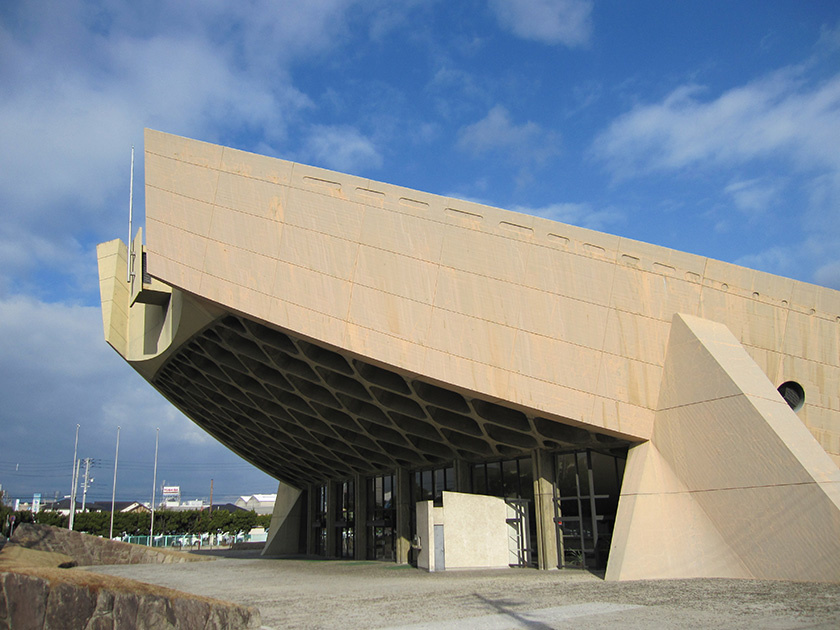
[627,479,827,497]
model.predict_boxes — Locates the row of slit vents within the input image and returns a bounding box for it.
[154,315,627,487]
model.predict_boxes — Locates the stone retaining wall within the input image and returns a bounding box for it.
[0,525,258,629]
[10,524,210,567]
[0,566,260,629]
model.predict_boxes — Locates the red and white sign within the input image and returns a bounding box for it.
[162,486,180,496]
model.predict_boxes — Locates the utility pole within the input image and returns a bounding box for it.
[209,478,214,514]
[149,427,159,546]
[81,458,94,512]
[69,458,81,530]
[110,426,120,540]
[68,424,80,530]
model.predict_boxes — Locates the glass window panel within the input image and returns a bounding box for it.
[422,469,433,501]
[444,466,455,492]
[517,457,534,502]
[487,461,503,496]
[576,451,591,497]
[556,453,577,498]
[434,468,445,501]
[413,472,422,505]
[591,451,618,500]
[502,459,518,497]
[386,475,394,507]
[472,463,486,495]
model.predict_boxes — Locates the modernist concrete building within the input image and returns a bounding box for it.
[98,129,840,581]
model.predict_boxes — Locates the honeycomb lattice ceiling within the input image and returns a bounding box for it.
[154,315,629,487]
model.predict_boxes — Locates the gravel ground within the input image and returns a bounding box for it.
[87,550,840,629]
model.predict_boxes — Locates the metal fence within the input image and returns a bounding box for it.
[122,534,252,548]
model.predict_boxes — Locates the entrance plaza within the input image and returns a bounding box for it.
[89,550,840,629]
[98,130,840,581]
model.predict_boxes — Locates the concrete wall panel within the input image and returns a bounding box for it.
[524,246,616,308]
[146,128,224,168]
[359,205,444,261]
[278,224,358,281]
[512,331,601,395]
[146,187,215,238]
[145,152,220,205]
[208,206,283,256]
[602,310,670,366]
[203,240,276,296]
[348,284,432,345]
[354,246,438,304]
[610,266,702,321]
[273,262,352,321]
[439,225,530,285]
[434,268,523,329]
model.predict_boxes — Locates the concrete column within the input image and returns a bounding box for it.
[305,483,315,556]
[532,449,559,570]
[395,467,411,564]
[325,481,338,558]
[454,459,471,492]
[354,474,368,560]
[262,480,304,556]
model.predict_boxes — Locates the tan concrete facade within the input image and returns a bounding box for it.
[98,129,840,581]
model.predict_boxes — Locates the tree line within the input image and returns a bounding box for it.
[4,504,271,539]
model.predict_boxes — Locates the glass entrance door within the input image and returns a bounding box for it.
[335,479,355,559]
[554,449,625,570]
[367,474,395,560]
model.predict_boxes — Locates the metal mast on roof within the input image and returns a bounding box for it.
[127,145,135,283]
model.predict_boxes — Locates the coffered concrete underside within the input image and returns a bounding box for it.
[154,312,628,488]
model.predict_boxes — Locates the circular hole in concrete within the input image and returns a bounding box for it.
[777,381,805,412]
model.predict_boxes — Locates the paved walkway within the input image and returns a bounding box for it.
[87,551,840,629]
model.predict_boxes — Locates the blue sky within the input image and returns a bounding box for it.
[2,1,839,507]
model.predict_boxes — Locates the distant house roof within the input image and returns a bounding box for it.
[251,494,276,502]
[236,494,276,504]
[211,503,247,513]
[233,494,276,515]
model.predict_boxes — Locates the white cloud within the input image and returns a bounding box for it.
[457,105,560,163]
[735,246,797,278]
[723,178,783,217]
[592,70,840,179]
[514,202,623,231]
[592,56,840,287]
[489,0,593,47]
[301,125,383,173]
